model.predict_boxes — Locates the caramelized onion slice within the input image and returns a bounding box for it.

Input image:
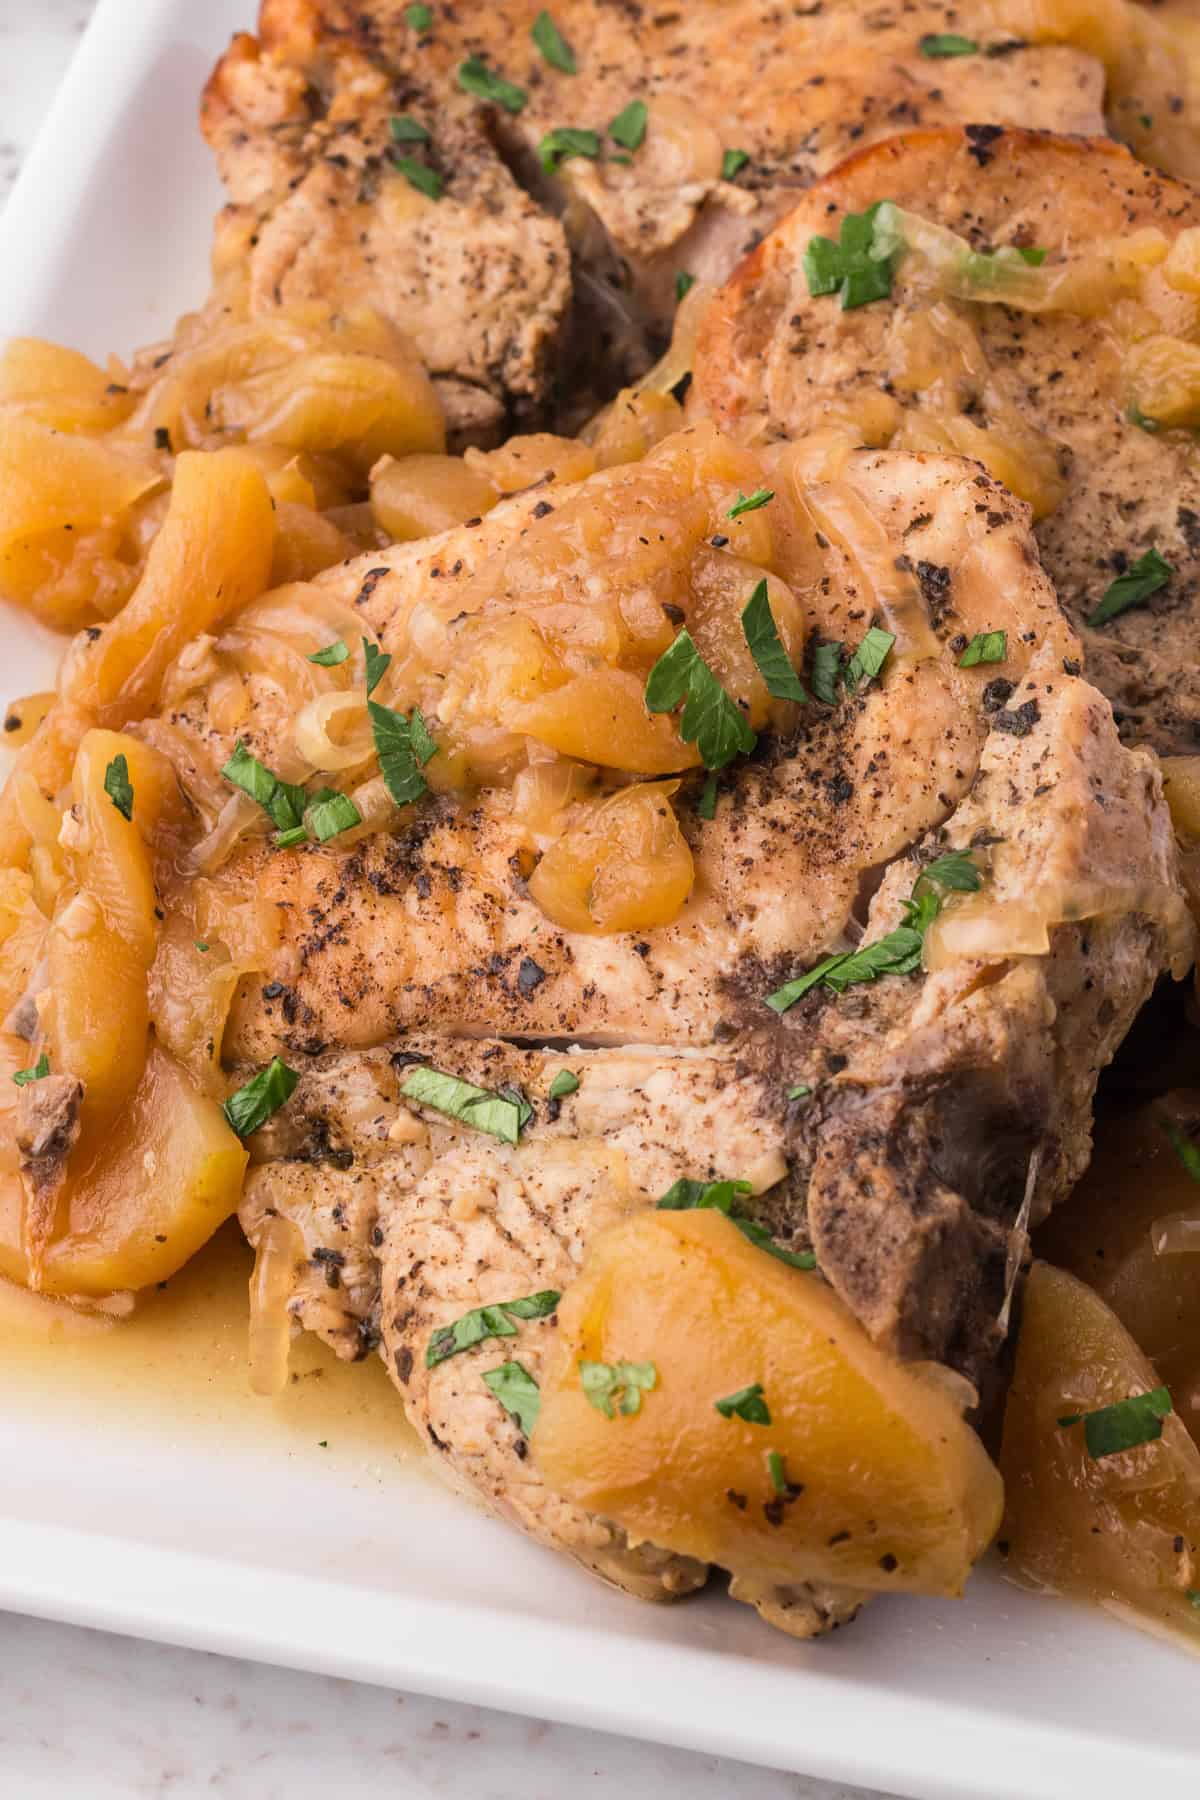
[248,1214,303,1397]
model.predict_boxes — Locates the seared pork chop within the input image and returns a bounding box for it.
[694,129,1200,755]
[197,428,1193,1630]
[202,0,1111,428]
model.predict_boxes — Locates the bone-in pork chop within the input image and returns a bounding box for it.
[695,129,1200,756]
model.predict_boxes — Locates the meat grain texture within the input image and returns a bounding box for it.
[695,129,1200,755]
[228,445,1193,1632]
[202,0,1121,432]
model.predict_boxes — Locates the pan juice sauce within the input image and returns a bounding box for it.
[0,1218,418,1465]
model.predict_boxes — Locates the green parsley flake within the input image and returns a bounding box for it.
[803,201,901,310]
[918,32,979,56]
[644,628,756,770]
[427,1290,560,1367]
[103,753,134,822]
[1088,548,1173,627]
[675,270,696,303]
[959,630,1007,668]
[274,826,308,851]
[304,789,362,844]
[1058,1386,1173,1459]
[548,1069,580,1100]
[369,698,437,806]
[531,10,576,73]
[697,771,719,819]
[1188,1589,1200,1610]
[393,156,442,200]
[580,1358,657,1418]
[221,742,308,834]
[404,3,433,28]
[1017,247,1047,267]
[810,641,843,705]
[728,487,774,520]
[843,626,896,692]
[195,941,209,953]
[1127,406,1161,434]
[741,579,808,702]
[400,1065,530,1145]
[223,1056,299,1137]
[308,638,350,666]
[715,1382,771,1426]
[538,126,601,174]
[787,1083,811,1101]
[390,115,430,145]
[363,638,392,696]
[767,1449,789,1495]
[766,850,980,1012]
[483,1361,541,1435]
[608,99,647,151]
[457,55,527,114]
[1166,1123,1200,1184]
[656,1177,815,1269]
[721,147,750,179]
[12,1051,50,1088]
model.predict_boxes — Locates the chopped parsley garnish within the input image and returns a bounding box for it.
[538,126,601,174]
[221,742,308,834]
[195,941,209,953]
[1088,548,1173,627]
[1057,1387,1173,1459]
[918,32,979,56]
[810,640,843,705]
[12,1051,50,1087]
[103,753,134,822]
[741,580,808,702]
[404,3,433,28]
[308,638,350,666]
[727,487,774,519]
[223,1056,299,1136]
[959,630,1007,668]
[369,698,437,806]
[457,55,527,113]
[715,1383,771,1426]
[548,1069,580,1100]
[1188,1589,1200,1610]
[657,1177,816,1269]
[390,115,430,145]
[580,1359,657,1418]
[274,825,308,851]
[767,1449,789,1495]
[304,789,362,844]
[400,1065,531,1144]
[675,270,696,303]
[803,201,901,310]
[483,1361,540,1435]
[766,850,980,1011]
[697,771,719,819]
[1166,1123,1200,1184]
[721,147,750,179]
[608,99,647,151]
[427,1290,560,1367]
[810,628,894,701]
[363,637,391,696]
[787,1083,811,1101]
[1127,405,1160,434]
[843,626,896,692]
[394,157,442,200]
[1017,246,1047,266]
[531,9,576,73]
[644,628,756,770]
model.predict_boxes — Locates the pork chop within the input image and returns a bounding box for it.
[695,129,1200,756]
[201,0,1112,429]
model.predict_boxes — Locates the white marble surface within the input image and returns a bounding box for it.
[0,6,889,1796]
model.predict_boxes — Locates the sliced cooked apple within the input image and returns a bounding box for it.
[534,1207,1002,1595]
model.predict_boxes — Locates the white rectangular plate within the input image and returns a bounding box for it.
[1,5,1197,1795]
